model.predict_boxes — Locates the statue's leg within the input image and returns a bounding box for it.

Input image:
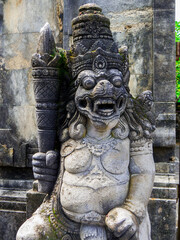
[80,224,107,240]
[16,209,57,240]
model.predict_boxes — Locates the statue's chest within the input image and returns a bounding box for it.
[62,138,130,175]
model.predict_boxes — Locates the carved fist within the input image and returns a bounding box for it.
[32,151,59,182]
[105,208,139,240]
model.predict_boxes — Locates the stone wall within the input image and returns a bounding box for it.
[63,0,154,97]
[0,0,178,239]
[0,1,62,239]
[0,0,176,166]
[0,0,61,167]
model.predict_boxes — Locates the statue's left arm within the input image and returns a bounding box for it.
[105,139,155,239]
[106,90,156,239]
[123,139,155,222]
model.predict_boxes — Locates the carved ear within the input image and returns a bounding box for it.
[69,113,86,140]
[112,116,129,139]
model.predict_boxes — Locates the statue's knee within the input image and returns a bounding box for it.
[16,221,38,240]
[16,214,46,240]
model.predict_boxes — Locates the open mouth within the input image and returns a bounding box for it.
[78,97,124,117]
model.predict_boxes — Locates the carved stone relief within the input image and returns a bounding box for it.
[16,4,155,240]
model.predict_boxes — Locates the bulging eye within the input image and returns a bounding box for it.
[111,77,122,88]
[82,77,95,89]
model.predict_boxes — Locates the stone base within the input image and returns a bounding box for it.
[26,189,46,219]
[0,209,26,240]
[25,164,179,240]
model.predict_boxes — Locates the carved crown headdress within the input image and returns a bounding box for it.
[68,4,129,81]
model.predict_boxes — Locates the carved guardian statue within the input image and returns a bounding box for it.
[17,4,155,240]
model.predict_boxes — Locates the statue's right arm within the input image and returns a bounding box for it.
[32,151,59,182]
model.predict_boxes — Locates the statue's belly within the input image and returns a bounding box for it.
[60,181,129,215]
[60,138,130,223]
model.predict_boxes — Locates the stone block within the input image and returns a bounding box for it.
[151,186,177,199]
[153,80,176,102]
[153,32,175,55]
[153,146,176,163]
[154,175,178,187]
[3,0,57,34]
[154,102,175,115]
[130,74,153,97]
[148,198,177,240]
[1,69,35,106]
[0,200,26,211]
[0,2,3,19]
[0,209,26,240]
[8,106,37,143]
[154,9,175,34]
[63,0,153,49]
[153,53,176,84]
[0,188,27,202]
[155,162,177,174]
[2,32,39,70]
[0,128,13,147]
[154,126,176,147]
[0,144,13,166]
[0,179,33,189]
[26,189,46,219]
[0,166,33,179]
[153,0,175,10]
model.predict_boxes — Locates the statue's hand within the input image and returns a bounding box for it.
[32,151,59,182]
[105,208,139,240]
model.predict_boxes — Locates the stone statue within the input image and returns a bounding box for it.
[16,4,155,240]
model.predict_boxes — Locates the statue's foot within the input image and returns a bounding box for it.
[80,224,107,240]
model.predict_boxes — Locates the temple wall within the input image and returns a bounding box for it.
[0,0,178,240]
[0,0,62,167]
[63,0,154,97]
[0,0,176,166]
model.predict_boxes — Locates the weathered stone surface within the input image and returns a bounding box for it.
[153,146,176,163]
[0,200,26,211]
[153,0,175,10]
[0,144,13,166]
[8,106,37,142]
[3,0,58,34]
[148,199,177,240]
[153,9,175,34]
[26,189,46,219]
[0,209,26,240]
[153,53,176,83]
[64,1,154,97]
[154,80,176,102]
[155,162,176,174]
[0,0,61,170]
[0,179,33,189]
[153,114,176,147]
[154,102,175,114]
[2,33,40,70]
[154,175,178,187]
[151,186,177,199]
[129,74,153,97]
[154,32,175,55]
[0,166,33,179]
[2,69,32,105]
[0,188,27,202]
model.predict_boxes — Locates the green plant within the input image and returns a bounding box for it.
[176,22,180,103]
[176,58,180,103]
[175,21,180,42]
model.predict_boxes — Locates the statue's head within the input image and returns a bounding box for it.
[66,4,129,133]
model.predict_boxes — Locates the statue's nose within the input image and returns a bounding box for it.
[98,80,113,88]
[92,80,113,95]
